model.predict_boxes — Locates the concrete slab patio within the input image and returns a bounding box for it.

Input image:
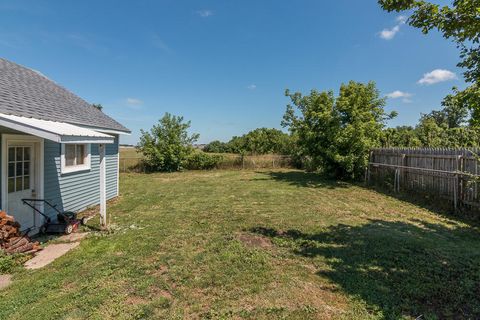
[24,242,80,270]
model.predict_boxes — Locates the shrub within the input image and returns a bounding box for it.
[185,151,224,170]
[203,140,229,153]
[0,251,28,274]
[137,113,199,172]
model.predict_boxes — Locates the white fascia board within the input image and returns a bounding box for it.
[0,117,61,142]
[75,124,131,135]
[0,114,115,144]
[60,136,114,144]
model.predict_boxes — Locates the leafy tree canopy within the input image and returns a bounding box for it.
[137,113,199,172]
[204,128,292,155]
[283,81,395,180]
[92,103,103,111]
[380,101,480,148]
[203,140,229,153]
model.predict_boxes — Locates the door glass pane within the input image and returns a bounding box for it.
[16,162,22,176]
[23,162,30,176]
[24,147,30,161]
[8,163,14,178]
[8,147,15,162]
[8,178,14,193]
[23,176,30,190]
[65,145,76,166]
[15,177,22,191]
[76,145,85,165]
[16,147,23,161]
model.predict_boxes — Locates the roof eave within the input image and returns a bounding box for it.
[0,115,115,144]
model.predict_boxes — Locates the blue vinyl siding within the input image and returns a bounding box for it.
[43,136,119,217]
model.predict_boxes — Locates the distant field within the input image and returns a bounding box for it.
[119,147,293,171]
[119,147,142,172]
[119,146,141,158]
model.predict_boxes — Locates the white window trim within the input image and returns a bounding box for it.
[61,143,91,174]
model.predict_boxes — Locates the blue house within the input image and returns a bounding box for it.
[0,58,130,233]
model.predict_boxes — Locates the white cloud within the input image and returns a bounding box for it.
[396,15,407,24]
[247,84,257,90]
[379,15,407,40]
[379,25,400,40]
[386,90,413,103]
[386,90,412,99]
[126,98,143,108]
[197,9,213,17]
[418,69,457,85]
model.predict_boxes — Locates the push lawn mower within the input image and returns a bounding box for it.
[21,199,86,234]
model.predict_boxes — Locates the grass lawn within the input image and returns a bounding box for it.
[0,170,479,319]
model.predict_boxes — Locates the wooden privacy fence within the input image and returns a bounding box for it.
[367,148,480,210]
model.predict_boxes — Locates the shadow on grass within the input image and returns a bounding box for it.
[251,221,480,319]
[261,169,480,227]
[256,171,349,189]
[368,184,480,229]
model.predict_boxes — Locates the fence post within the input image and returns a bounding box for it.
[366,151,373,184]
[460,154,464,206]
[393,168,400,193]
[401,154,407,192]
[453,155,461,212]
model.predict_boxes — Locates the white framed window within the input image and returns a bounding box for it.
[61,143,91,174]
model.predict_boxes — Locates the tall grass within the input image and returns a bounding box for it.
[215,153,294,170]
[119,148,294,172]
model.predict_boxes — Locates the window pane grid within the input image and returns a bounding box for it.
[8,146,31,193]
[65,144,87,168]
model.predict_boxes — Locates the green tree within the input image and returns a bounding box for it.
[283,81,395,180]
[137,113,199,172]
[211,128,293,155]
[443,127,480,148]
[381,126,421,147]
[415,116,445,147]
[378,0,480,124]
[226,136,247,154]
[440,87,470,128]
[203,140,229,153]
[92,103,103,111]
[240,128,291,155]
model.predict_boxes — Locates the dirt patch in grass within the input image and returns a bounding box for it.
[125,295,148,305]
[237,232,272,249]
[149,286,172,299]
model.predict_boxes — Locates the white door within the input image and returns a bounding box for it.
[7,145,35,231]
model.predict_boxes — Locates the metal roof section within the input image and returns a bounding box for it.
[0,113,115,144]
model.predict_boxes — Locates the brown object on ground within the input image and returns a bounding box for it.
[0,211,42,254]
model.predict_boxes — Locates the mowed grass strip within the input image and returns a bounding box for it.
[0,170,479,319]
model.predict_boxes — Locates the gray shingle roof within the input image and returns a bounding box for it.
[0,58,130,133]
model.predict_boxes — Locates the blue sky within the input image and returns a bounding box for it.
[0,0,463,144]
